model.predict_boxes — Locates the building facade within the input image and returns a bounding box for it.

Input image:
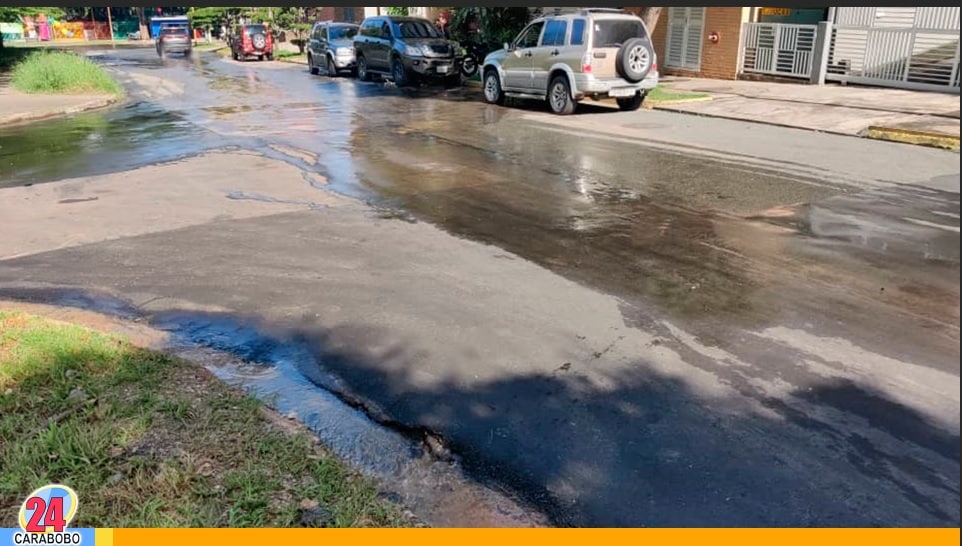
[638,6,958,93]
[643,7,752,80]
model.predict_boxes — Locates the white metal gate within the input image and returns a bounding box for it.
[740,23,818,78]
[665,7,705,71]
[827,7,960,92]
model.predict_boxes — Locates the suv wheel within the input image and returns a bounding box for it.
[548,75,576,115]
[357,55,371,81]
[616,92,646,112]
[308,54,319,75]
[616,38,653,83]
[391,57,408,87]
[482,69,505,105]
[327,56,338,77]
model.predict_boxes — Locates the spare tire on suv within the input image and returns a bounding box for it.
[615,38,654,83]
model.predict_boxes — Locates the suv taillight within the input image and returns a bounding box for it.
[581,52,592,73]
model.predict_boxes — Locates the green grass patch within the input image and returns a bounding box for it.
[0,310,414,528]
[10,50,123,96]
[648,85,710,103]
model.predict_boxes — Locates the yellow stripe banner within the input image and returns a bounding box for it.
[103,528,959,546]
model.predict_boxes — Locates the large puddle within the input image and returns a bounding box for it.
[0,101,222,188]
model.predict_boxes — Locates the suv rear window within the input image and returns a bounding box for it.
[592,19,648,47]
[245,24,267,34]
[161,26,187,36]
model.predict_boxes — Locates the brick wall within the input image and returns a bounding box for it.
[635,7,746,80]
[317,7,335,21]
[314,7,362,24]
[700,7,744,79]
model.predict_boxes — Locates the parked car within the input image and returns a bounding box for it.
[353,15,462,87]
[481,8,659,115]
[156,25,192,58]
[230,23,274,62]
[307,21,359,77]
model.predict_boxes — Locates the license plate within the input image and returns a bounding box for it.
[609,87,636,98]
[437,65,450,74]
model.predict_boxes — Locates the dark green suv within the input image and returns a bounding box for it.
[353,15,462,87]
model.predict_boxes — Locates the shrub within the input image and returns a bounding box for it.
[11,50,123,96]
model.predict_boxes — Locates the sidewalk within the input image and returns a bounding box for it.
[655,77,960,150]
[0,80,118,127]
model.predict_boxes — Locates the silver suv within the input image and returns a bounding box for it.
[481,8,658,115]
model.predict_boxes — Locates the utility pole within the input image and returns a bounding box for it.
[106,7,115,44]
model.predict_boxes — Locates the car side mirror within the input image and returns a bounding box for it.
[504,42,511,51]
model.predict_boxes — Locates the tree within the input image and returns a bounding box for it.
[189,7,245,30]
[273,7,319,54]
[629,7,663,34]
[448,7,536,49]
[135,7,148,40]
[385,7,409,16]
[0,7,65,49]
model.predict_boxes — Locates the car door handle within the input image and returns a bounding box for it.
[550,49,560,56]
[523,51,532,57]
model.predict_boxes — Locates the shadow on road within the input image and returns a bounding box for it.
[4,288,955,528]
[277,319,961,528]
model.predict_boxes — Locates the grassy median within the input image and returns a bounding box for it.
[9,50,124,96]
[0,310,411,528]
[647,85,709,103]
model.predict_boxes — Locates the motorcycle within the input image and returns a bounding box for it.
[460,41,489,78]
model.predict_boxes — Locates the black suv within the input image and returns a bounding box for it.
[353,15,462,87]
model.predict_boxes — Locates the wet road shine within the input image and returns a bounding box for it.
[0,47,958,527]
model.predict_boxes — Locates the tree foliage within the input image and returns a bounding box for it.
[448,7,539,49]
[188,7,249,29]
[273,7,318,53]
[0,6,65,21]
[385,7,409,16]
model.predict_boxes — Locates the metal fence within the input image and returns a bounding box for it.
[740,22,818,79]
[826,7,960,92]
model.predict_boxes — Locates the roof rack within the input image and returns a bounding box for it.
[579,8,627,14]
[549,7,628,17]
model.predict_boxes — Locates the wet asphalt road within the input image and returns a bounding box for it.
[0,46,959,527]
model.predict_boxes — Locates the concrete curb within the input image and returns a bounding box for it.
[278,57,308,66]
[195,45,227,53]
[0,95,122,127]
[862,125,960,152]
[647,97,959,152]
